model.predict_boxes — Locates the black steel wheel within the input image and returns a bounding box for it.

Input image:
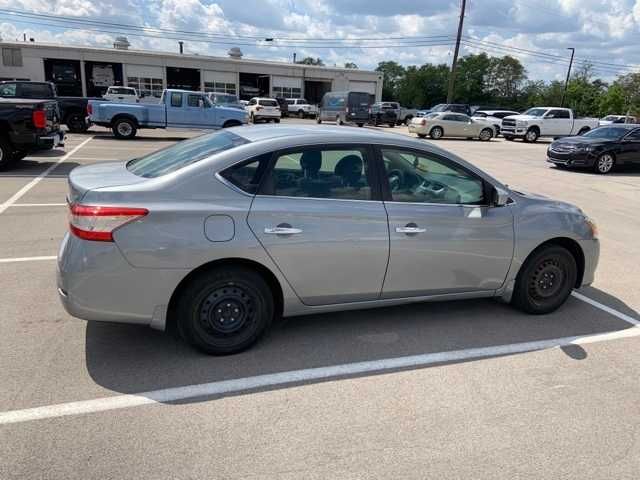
[0,136,16,170]
[512,245,577,314]
[177,266,274,355]
[65,112,89,133]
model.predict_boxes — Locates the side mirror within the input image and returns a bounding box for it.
[492,186,510,207]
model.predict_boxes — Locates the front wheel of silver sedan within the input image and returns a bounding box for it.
[176,266,274,355]
[512,245,577,315]
[594,153,615,174]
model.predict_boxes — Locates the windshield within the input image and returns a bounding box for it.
[582,126,628,140]
[523,108,548,117]
[430,104,446,112]
[602,115,619,121]
[127,131,249,178]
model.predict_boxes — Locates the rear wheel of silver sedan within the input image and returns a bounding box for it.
[512,245,577,315]
[177,267,274,355]
[479,128,493,141]
[430,126,443,139]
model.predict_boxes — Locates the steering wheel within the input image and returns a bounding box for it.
[387,169,404,192]
[415,179,449,199]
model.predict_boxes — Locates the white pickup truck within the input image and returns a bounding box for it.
[286,98,318,118]
[501,107,599,143]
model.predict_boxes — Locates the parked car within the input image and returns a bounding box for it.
[0,98,64,169]
[428,103,473,116]
[103,86,139,103]
[317,91,371,127]
[408,112,495,141]
[501,107,599,142]
[207,92,245,110]
[247,97,282,123]
[369,102,398,127]
[58,125,599,355]
[0,80,94,133]
[547,124,640,174]
[379,101,417,125]
[286,98,318,118]
[89,89,248,139]
[472,110,520,135]
[599,115,637,125]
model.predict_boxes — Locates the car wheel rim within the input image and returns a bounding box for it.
[481,130,491,140]
[598,155,613,173]
[526,131,536,141]
[433,129,442,138]
[529,259,565,300]
[117,122,132,136]
[197,285,255,336]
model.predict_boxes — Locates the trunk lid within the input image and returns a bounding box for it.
[67,161,148,203]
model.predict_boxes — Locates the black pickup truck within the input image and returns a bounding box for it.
[0,81,92,133]
[0,98,64,170]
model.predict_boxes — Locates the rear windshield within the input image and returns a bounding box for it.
[259,99,278,107]
[20,83,54,98]
[126,131,249,178]
[108,87,135,95]
[348,92,370,106]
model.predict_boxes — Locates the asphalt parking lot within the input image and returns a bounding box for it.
[1,120,640,479]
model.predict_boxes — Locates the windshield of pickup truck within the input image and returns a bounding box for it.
[127,131,249,178]
[523,108,549,117]
[582,126,629,139]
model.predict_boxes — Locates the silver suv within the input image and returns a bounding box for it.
[58,125,599,355]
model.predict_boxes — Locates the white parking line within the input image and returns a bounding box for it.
[10,203,67,207]
[0,293,637,425]
[0,256,57,263]
[0,137,92,215]
[572,291,640,326]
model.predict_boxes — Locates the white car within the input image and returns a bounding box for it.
[599,115,637,126]
[501,107,599,142]
[409,112,496,141]
[103,86,139,103]
[247,97,281,123]
[472,110,520,135]
[285,98,318,118]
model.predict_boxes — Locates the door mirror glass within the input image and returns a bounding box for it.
[492,186,510,207]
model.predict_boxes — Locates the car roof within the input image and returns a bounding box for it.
[598,123,639,129]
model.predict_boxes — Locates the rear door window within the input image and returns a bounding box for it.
[219,153,272,194]
[258,99,278,107]
[0,83,16,96]
[17,83,53,98]
[170,92,182,107]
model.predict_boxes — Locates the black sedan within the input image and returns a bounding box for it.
[547,125,640,174]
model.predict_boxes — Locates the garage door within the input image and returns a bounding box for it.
[349,81,376,95]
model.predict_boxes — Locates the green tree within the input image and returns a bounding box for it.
[396,63,449,108]
[486,55,526,103]
[598,83,626,116]
[615,72,640,116]
[452,53,491,104]
[375,61,405,101]
[344,62,358,69]
[297,57,324,66]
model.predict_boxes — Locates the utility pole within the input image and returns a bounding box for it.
[446,0,466,103]
[560,47,575,107]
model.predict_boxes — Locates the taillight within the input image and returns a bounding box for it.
[346,106,350,114]
[32,109,46,129]
[69,204,148,242]
[421,119,427,126]
[87,103,93,115]
[256,106,263,111]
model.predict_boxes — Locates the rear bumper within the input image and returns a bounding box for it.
[57,233,189,330]
[9,129,64,150]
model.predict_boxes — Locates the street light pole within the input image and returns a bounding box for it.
[560,47,575,108]
[446,0,466,104]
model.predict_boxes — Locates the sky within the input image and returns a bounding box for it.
[1,0,640,81]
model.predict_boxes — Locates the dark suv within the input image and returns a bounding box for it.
[369,102,398,127]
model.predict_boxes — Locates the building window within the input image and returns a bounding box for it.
[204,81,236,95]
[272,86,302,98]
[127,76,163,98]
[2,48,23,67]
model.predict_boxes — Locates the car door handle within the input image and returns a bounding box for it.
[396,226,426,234]
[264,226,303,235]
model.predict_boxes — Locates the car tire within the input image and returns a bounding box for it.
[316,117,322,124]
[524,128,539,143]
[404,116,413,126]
[337,116,344,125]
[479,128,493,141]
[65,112,89,133]
[512,245,577,315]
[274,118,280,123]
[578,127,590,135]
[504,135,514,141]
[356,123,364,127]
[112,118,137,139]
[177,266,274,355]
[430,126,444,140]
[12,150,28,162]
[388,122,395,128]
[594,153,615,174]
[0,136,16,170]
[250,113,256,124]
[417,133,427,139]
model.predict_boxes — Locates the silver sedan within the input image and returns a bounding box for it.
[58,125,599,355]
[409,112,496,141]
